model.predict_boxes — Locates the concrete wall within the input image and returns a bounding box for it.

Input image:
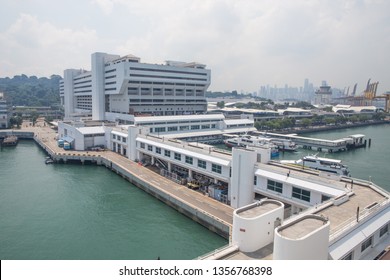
[232,200,284,252]
[230,148,257,208]
[273,215,330,260]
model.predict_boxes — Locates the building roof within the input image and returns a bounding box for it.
[134,114,225,124]
[158,127,257,139]
[224,119,254,125]
[137,137,231,166]
[77,126,105,135]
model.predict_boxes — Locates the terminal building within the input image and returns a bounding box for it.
[60,52,211,121]
[57,54,389,260]
[57,117,390,260]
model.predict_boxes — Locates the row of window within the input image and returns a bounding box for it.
[265,179,311,202]
[139,142,222,174]
[130,74,208,82]
[150,124,216,133]
[129,67,208,76]
[342,224,388,259]
[112,134,127,143]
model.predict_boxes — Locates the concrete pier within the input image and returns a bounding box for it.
[22,125,233,239]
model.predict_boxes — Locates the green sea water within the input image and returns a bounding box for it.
[0,141,227,260]
[278,124,390,191]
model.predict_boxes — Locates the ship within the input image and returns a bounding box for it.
[280,154,350,176]
[224,135,280,157]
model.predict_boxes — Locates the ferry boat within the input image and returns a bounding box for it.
[268,138,297,152]
[280,154,350,176]
[224,135,280,157]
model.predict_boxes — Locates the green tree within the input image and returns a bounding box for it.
[216,101,225,108]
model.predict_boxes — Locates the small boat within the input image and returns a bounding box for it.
[268,138,297,152]
[224,135,280,157]
[280,154,350,176]
[45,158,54,164]
[2,135,18,146]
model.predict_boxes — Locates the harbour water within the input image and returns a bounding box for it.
[0,141,227,260]
[277,124,390,191]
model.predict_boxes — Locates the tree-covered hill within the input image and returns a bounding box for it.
[0,74,61,106]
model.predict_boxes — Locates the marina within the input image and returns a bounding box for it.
[253,131,368,153]
[1,120,387,260]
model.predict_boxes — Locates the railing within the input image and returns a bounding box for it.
[196,244,238,260]
[329,199,390,244]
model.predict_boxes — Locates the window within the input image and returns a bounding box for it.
[198,160,206,169]
[191,125,200,130]
[341,252,353,260]
[361,236,372,252]
[148,145,153,151]
[254,176,257,186]
[174,153,181,161]
[112,134,116,139]
[168,126,178,131]
[267,180,283,193]
[185,156,193,165]
[140,142,145,149]
[155,127,166,133]
[380,224,388,237]
[321,195,331,203]
[122,138,127,143]
[117,136,121,141]
[212,164,221,174]
[164,150,171,157]
[156,147,161,154]
[292,187,311,202]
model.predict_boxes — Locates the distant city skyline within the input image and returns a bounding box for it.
[0,0,389,94]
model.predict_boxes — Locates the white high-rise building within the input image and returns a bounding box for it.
[60,52,211,120]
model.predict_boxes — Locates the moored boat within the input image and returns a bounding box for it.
[1,135,18,146]
[224,135,280,157]
[280,154,350,176]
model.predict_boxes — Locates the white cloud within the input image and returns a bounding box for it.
[1,1,389,93]
[0,13,98,77]
[91,0,115,15]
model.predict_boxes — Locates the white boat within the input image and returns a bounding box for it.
[268,138,297,152]
[224,135,280,157]
[280,154,350,176]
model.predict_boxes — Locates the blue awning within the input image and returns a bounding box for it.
[61,136,74,143]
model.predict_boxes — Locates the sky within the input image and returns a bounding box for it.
[0,0,389,94]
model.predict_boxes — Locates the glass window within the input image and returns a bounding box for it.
[112,134,116,139]
[341,252,353,260]
[254,176,257,186]
[148,145,153,151]
[292,187,310,202]
[361,236,372,252]
[212,164,221,174]
[198,160,206,169]
[380,224,388,237]
[185,156,193,165]
[140,142,145,149]
[267,180,283,193]
[174,153,181,161]
[164,150,171,157]
[156,147,161,154]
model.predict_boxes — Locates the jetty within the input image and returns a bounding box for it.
[253,131,367,152]
[15,123,233,239]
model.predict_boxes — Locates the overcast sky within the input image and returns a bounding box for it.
[0,0,389,94]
